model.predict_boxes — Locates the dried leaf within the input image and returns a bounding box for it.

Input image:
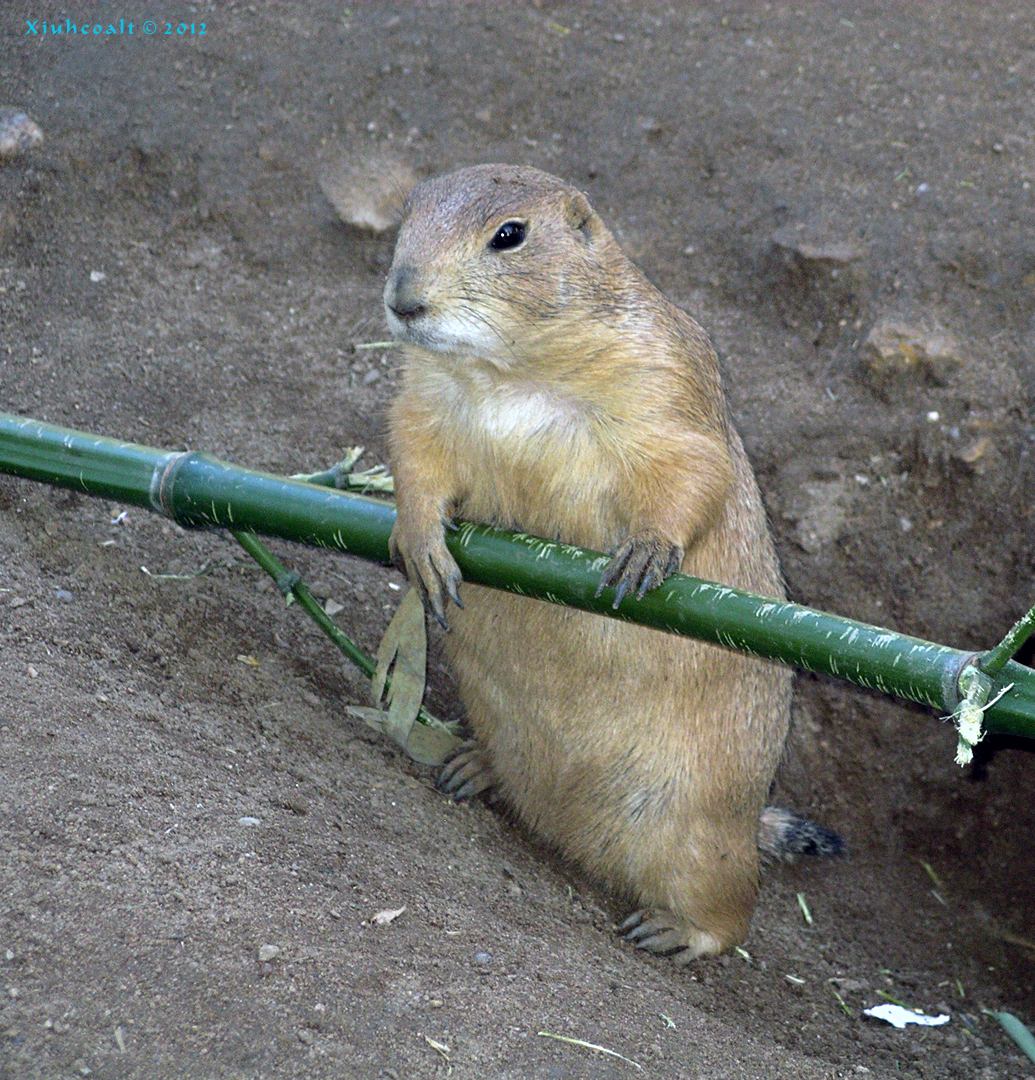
[401,721,464,767]
[344,704,463,767]
[374,587,427,722]
[344,705,390,732]
[372,905,406,926]
[537,1031,643,1071]
[345,588,462,766]
[958,437,990,464]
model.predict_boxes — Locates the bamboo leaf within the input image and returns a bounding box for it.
[373,587,427,723]
[344,704,462,766]
[401,720,464,767]
[353,589,462,765]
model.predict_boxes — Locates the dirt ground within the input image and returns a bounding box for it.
[2,2,1035,1078]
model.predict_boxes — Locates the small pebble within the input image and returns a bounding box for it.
[474,951,492,964]
[54,589,73,602]
[238,816,261,827]
[0,108,43,159]
[258,944,281,962]
[297,1029,313,1045]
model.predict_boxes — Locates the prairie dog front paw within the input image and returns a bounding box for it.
[389,518,463,627]
[595,531,683,608]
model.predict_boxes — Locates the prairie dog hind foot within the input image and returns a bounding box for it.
[619,909,725,963]
[436,742,496,801]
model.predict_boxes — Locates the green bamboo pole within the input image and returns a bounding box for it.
[1,410,1033,740]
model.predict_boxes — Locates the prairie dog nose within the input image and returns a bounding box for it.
[384,264,426,321]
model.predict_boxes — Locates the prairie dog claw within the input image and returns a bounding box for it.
[389,521,463,627]
[596,534,683,608]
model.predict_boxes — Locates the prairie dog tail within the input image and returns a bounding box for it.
[759,806,846,859]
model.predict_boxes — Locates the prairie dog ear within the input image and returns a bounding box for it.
[566,189,604,246]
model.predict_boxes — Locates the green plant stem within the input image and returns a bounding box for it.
[1,410,1034,741]
[231,529,448,732]
[987,1011,1035,1066]
[231,529,374,679]
[979,600,1035,678]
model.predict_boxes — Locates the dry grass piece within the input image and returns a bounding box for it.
[537,1031,643,1072]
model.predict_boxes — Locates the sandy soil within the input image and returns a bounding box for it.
[2,3,1035,1078]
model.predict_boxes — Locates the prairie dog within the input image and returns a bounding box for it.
[384,164,838,961]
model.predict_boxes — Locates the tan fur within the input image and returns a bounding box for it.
[384,165,792,959]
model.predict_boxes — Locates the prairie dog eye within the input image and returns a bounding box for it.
[488,220,526,251]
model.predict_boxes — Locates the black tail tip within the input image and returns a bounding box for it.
[759,806,847,859]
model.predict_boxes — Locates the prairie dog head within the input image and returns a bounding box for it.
[383,164,622,367]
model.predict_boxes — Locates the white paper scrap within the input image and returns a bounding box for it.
[863,1004,950,1029]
